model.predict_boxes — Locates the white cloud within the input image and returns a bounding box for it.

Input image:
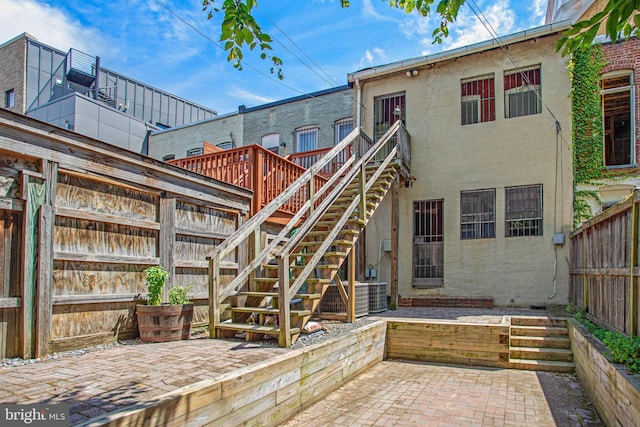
[0,0,103,52]
[229,87,277,106]
[528,0,548,26]
[359,47,386,68]
[363,0,398,22]
[404,0,516,55]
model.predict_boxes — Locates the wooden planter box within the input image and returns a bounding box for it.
[136,304,193,342]
[568,318,640,426]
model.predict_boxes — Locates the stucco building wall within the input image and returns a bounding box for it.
[359,33,573,306]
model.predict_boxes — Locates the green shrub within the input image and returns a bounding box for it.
[569,306,640,374]
[144,265,169,306]
[168,286,192,305]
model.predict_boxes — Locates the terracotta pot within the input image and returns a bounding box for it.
[136,304,193,342]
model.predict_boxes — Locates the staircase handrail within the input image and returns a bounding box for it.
[215,152,359,303]
[277,121,402,300]
[210,128,361,263]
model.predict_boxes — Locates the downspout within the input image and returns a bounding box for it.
[355,79,361,128]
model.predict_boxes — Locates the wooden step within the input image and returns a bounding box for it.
[216,322,300,338]
[510,325,569,337]
[291,251,347,258]
[509,336,571,349]
[262,263,339,270]
[509,346,573,362]
[238,291,322,299]
[307,229,359,238]
[509,358,575,373]
[298,239,354,248]
[511,316,568,327]
[229,307,311,316]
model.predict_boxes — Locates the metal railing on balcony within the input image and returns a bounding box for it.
[65,48,96,87]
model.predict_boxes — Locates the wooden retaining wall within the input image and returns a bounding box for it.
[79,321,386,427]
[568,318,640,426]
[0,111,252,359]
[385,318,511,368]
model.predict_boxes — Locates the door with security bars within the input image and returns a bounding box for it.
[412,199,444,287]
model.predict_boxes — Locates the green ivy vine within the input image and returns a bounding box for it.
[570,46,606,227]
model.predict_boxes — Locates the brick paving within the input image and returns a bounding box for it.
[0,338,287,425]
[282,360,603,427]
[0,308,604,426]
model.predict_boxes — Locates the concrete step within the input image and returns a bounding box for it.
[510,325,569,337]
[510,336,571,349]
[511,316,568,328]
[509,358,575,373]
[509,346,574,362]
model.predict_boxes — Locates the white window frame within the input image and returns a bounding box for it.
[334,117,353,144]
[295,125,318,152]
[461,95,481,125]
[601,70,635,168]
[504,66,542,119]
[261,133,280,154]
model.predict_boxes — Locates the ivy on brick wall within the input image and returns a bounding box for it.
[571,46,606,227]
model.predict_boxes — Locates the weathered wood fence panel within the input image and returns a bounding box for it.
[570,191,639,336]
[0,110,252,358]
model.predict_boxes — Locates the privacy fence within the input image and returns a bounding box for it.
[0,111,251,359]
[570,190,640,336]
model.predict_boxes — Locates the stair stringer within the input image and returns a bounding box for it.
[209,121,409,347]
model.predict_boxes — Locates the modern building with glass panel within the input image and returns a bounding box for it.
[0,33,216,153]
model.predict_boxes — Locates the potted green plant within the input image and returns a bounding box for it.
[136,265,194,342]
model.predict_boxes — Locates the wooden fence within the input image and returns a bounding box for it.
[0,110,252,359]
[570,190,640,336]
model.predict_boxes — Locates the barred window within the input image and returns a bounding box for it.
[504,65,542,118]
[295,125,318,152]
[413,200,444,285]
[374,92,405,141]
[461,75,495,125]
[186,147,203,157]
[461,189,495,239]
[334,117,353,144]
[505,185,543,237]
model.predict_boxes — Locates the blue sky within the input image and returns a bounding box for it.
[1,0,547,114]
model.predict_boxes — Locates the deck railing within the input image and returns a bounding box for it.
[287,145,352,178]
[170,145,328,217]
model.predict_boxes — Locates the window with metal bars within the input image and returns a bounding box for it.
[505,185,543,237]
[461,75,495,125]
[504,65,542,118]
[601,71,634,167]
[413,199,444,285]
[186,147,203,157]
[295,125,318,152]
[334,117,353,144]
[460,189,495,239]
[374,92,405,141]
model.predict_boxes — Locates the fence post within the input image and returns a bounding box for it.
[252,147,264,215]
[278,255,291,347]
[629,196,638,336]
[582,230,588,312]
[209,256,221,338]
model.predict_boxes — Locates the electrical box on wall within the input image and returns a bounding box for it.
[552,233,565,245]
[382,239,391,252]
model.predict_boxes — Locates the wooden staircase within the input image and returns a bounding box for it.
[509,316,575,372]
[208,122,410,347]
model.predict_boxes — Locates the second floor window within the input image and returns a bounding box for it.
[295,125,318,152]
[186,147,203,157]
[262,133,280,154]
[374,92,405,141]
[505,184,543,237]
[461,75,495,125]
[334,117,353,144]
[602,71,634,167]
[5,89,15,108]
[504,65,542,118]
